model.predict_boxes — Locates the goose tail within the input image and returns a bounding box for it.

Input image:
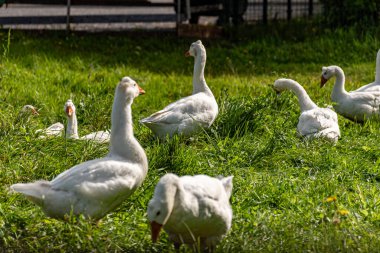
[221,176,234,199]
[10,180,51,206]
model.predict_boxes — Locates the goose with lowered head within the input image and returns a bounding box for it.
[321,65,380,122]
[140,40,218,139]
[64,99,110,143]
[148,173,233,252]
[353,49,380,92]
[274,78,340,142]
[11,77,147,219]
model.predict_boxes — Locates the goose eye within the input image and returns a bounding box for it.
[156,211,160,216]
[134,83,136,87]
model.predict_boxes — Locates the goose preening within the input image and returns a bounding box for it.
[64,99,111,143]
[274,78,340,142]
[147,173,233,251]
[140,40,218,139]
[321,65,380,122]
[353,49,380,92]
[11,77,148,219]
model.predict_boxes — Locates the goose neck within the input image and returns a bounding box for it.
[66,113,79,139]
[286,80,317,112]
[192,50,210,94]
[109,93,147,170]
[160,176,181,224]
[376,49,380,83]
[331,66,348,99]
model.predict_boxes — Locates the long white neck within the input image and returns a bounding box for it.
[375,49,380,83]
[109,90,148,172]
[158,175,183,224]
[66,113,79,139]
[283,79,317,112]
[331,66,348,100]
[192,48,212,95]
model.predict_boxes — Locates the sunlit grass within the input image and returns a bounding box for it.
[1,28,380,252]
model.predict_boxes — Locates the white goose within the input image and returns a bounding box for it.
[140,40,218,139]
[21,105,39,115]
[20,105,64,137]
[11,77,148,219]
[64,99,111,143]
[353,49,380,92]
[274,78,340,142]
[147,173,233,251]
[321,65,380,122]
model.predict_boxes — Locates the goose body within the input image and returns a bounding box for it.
[353,49,380,92]
[36,122,64,138]
[11,77,147,219]
[148,173,233,251]
[64,99,111,143]
[321,65,380,122]
[140,40,218,139]
[274,78,340,142]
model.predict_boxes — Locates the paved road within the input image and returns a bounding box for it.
[0,1,321,31]
[0,1,178,31]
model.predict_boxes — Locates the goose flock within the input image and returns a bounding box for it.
[9,41,380,251]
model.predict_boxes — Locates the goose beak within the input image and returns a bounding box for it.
[137,85,145,95]
[185,50,190,57]
[150,221,163,243]
[66,106,73,117]
[271,85,281,96]
[31,108,39,115]
[321,76,328,88]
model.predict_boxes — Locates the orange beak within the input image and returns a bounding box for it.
[31,108,39,115]
[66,106,73,117]
[137,84,145,95]
[321,76,328,88]
[150,221,163,243]
[185,50,190,57]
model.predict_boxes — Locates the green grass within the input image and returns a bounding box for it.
[1,27,380,252]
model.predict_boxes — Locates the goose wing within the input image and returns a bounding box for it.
[298,108,339,137]
[51,157,143,201]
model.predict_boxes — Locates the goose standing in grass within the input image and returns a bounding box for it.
[274,78,340,142]
[64,99,110,143]
[147,173,233,252]
[353,49,380,92]
[11,77,147,219]
[321,65,380,122]
[140,40,218,139]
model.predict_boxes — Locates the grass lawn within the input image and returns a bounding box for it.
[1,27,380,252]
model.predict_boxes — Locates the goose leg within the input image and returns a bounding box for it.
[174,242,181,252]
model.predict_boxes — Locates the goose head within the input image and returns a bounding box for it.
[321,66,336,87]
[22,105,39,115]
[117,76,145,100]
[64,99,76,118]
[147,173,179,243]
[185,40,205,57]
[273,78,291,95]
